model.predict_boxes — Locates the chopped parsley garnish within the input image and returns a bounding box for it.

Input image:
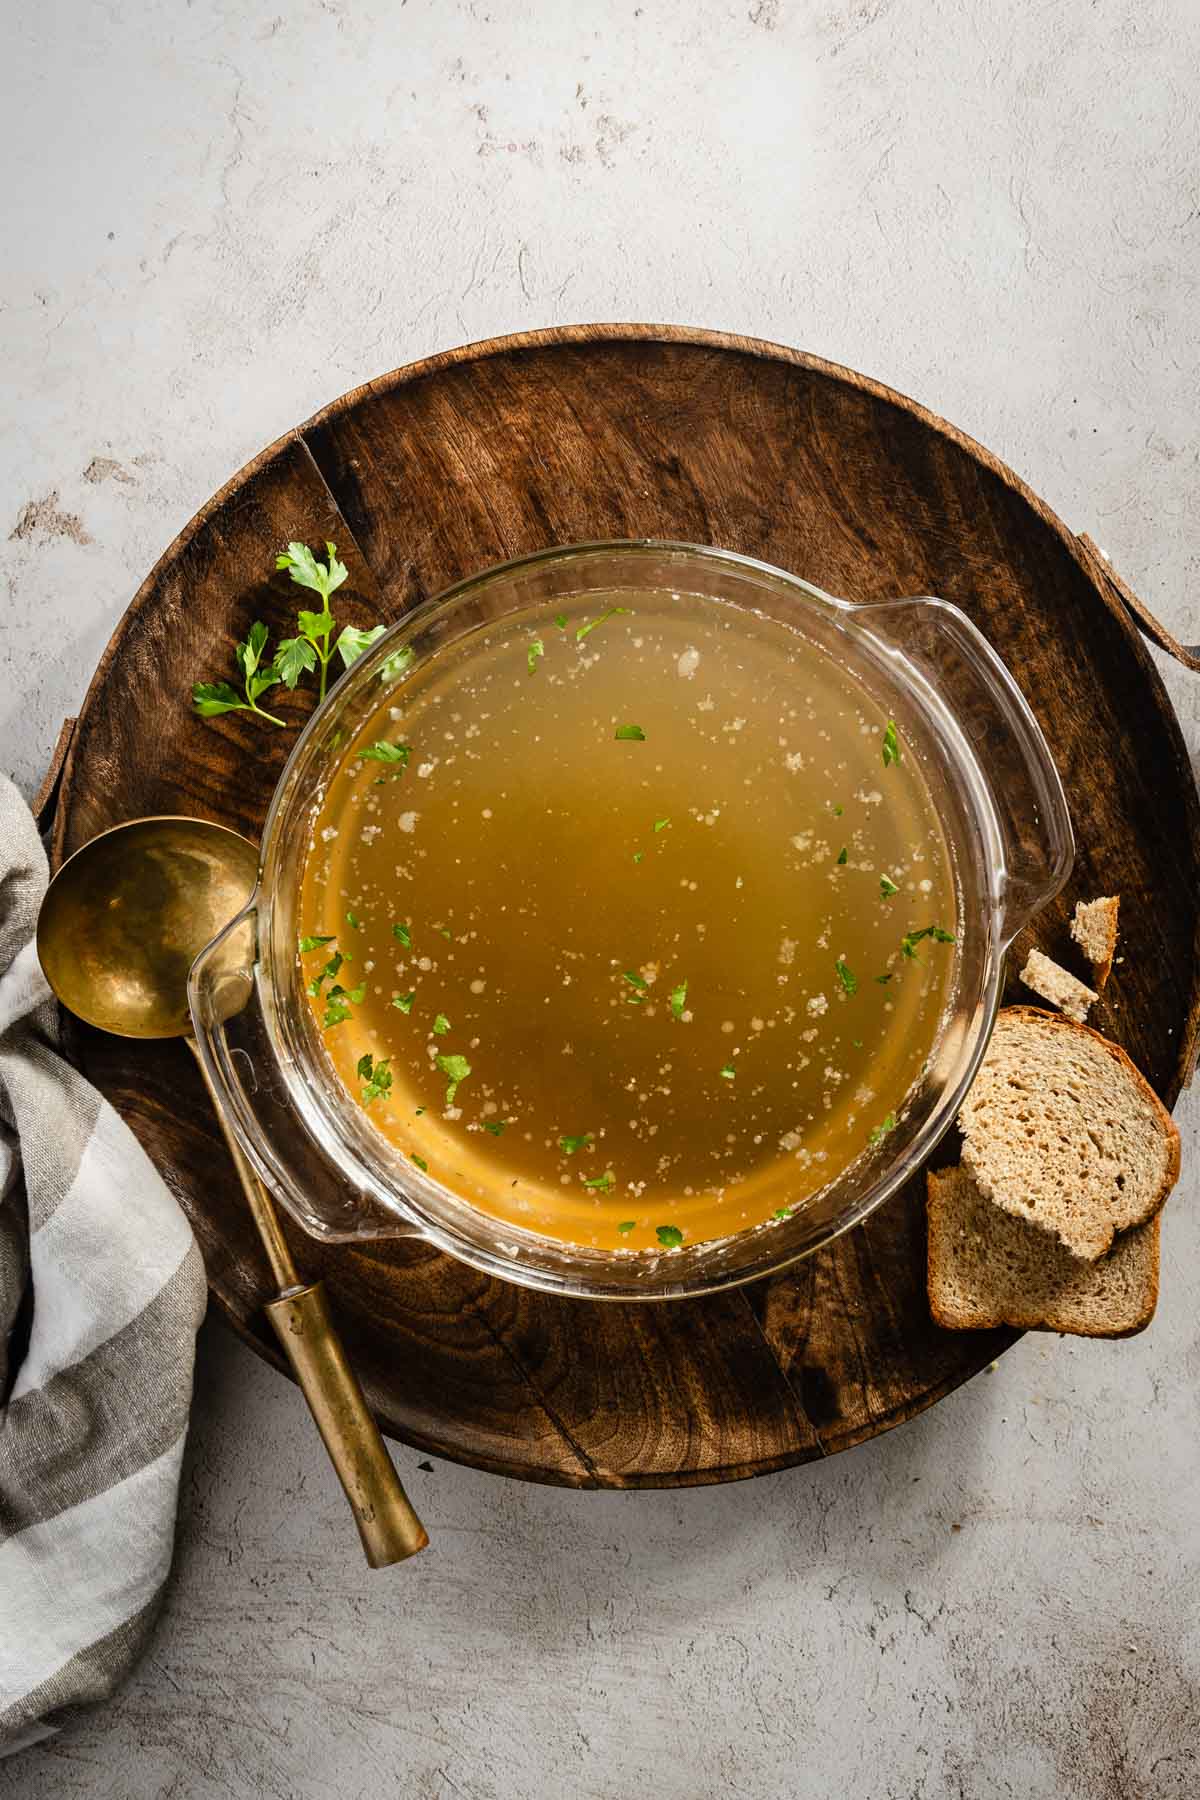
[852,1038,863,1049]
[773,1208,792,1220]
[309,949,345,996]
[868,1112,897,1146]
[616,1220,636,1235]
[879,874,900,898]
[633,851,644,864]
[410,1153,428,1172]
[432,1014,450,1036]
[355,741,411,766]
[875,972,893,984]
[558,1132,594,1156]
[576,604,631,642]
[482,1120,507,1137]
[836,847,848,865]
[346,984,366,1004]
[655,1224,684,1248]
[583,1171,616,1191]
[527,637,545,674]
[345,909,362,930]
[719,1062,736,1081]
[835,959,858,995]
[623,970,648,1004]
[436,1052,471,1104]
[900,924,956,961]
[553,613,568,630]
[832,804,844,817]
[392,922,412,947]
[654,818,670,833]
[669,979,688,1020]
[357,1053,393,1106]
[882,719,901,766]
[299,934,335,953]
[614,724,646,741]
[392,992,415,1013]
[323,990,352,1028]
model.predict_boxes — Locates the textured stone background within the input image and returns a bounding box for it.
[3,2,1199,1795]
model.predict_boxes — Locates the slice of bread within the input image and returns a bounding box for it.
[927,1164,1159,1337]
[1019,947,1097,1023]
[959,1007,1180,1261]
[1071,894,1120,990]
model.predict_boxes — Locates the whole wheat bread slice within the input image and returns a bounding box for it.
[958,1007,1179,1261]
[1019,947,1097,1023]
[1071,895,1120,990]
[927,1164,1159,1337]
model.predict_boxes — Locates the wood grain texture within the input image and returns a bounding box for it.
[51,326,1200,1487]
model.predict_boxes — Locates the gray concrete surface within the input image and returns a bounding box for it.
[3,1,1199,1794]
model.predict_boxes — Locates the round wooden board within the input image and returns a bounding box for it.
[51,327,1200,1488]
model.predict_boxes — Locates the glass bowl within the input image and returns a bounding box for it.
[189,541,1072,1300]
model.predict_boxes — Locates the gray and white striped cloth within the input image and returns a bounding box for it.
[0,773,206,1756]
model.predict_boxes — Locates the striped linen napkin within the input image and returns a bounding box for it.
[0,774,206,1756]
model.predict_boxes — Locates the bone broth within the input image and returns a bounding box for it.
[298,591,957,1251]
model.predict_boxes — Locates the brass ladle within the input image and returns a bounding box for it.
[37,816,428,1568]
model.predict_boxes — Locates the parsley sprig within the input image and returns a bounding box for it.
[193,621,287,727]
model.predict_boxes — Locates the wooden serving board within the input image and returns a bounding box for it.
[50,327,1200,1487]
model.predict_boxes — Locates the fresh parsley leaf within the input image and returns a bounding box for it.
[773,1208,792,1220]
[655,1224,684,1248]
[527,637,545,674]
[553,613,568,630]
[276,542,351,701]
[358,1054,393,1106]
[432,1013,450,1036]
[336,623,387,670]
[930,926,956,943]
[576,605,630,642]
[835,959,858,995]
[483,1120,507,1137]
[323,994,352,1028]
[614,724,646,741]
[356,741,411,766]
[346,909,362,930]
[633,851,644,864]
[875,972,893,985]
[393,923,412,947]
[882,719,901,767]
[653,818,670,833]
[392,992,415,1013]
[616,1220,636,1235]
[868,1112,897,1145]
[298,934,335,953]
[833,804,844,817]
[274,636,318,689]
[669,979,688,1019]
[346,984,366,1005]
[559,1132,594,1155]
[193,623,286,726]
[436,1052,471,1104]
[583,1171,616,1191]
[311,949,345,993]
[622,970,648,990]
[836,847,848,865]
[879,874,900,897]
[192,680,252,718]
[410,1153,428,1172]
[719,1062,736,1081]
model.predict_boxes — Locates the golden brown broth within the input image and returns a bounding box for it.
[299,591,956,1250]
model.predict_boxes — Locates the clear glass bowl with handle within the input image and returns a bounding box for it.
[189,541,1072,1300]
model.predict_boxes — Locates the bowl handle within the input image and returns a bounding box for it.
[188,897,423,1242]
[854,598,1075,941]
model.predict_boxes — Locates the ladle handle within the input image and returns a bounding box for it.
[189,1044,428,1568]
[262,1282,429,1569]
